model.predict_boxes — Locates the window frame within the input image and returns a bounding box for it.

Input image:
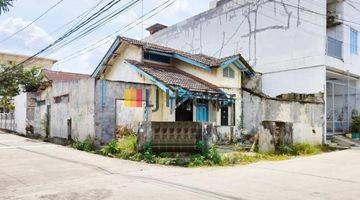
[223,67,235,78]
[350,28,358,55]
[143,52,171,64]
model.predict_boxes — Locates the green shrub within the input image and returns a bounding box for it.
[101,135,137,159]
[100,140,120,156]
[71,137,95,152]
[204,146,222,165]
[351,115,360,133]
[118,135,137,151]
[188,154,206,167]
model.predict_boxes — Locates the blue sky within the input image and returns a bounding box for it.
[0,0,212,73]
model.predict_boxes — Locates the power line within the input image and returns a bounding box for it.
[48,0,106,35]
[53,0,176,66]
[17,0,125,66]
[48,0,140,53]
[0,0,65,44]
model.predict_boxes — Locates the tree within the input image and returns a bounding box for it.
[0,0,13,15]
[0,64,43,110]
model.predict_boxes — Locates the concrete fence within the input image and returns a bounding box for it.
[137,121,214,152]
[0,113,16,131]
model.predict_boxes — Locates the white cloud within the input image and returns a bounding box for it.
[0,17,53,48]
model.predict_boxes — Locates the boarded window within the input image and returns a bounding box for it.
[54,95,69,104]
[223,67,235,78]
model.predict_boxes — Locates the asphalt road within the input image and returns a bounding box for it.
[1,132,360,200]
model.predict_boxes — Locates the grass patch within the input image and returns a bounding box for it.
[74,138,336,168]
[71,136,95,152]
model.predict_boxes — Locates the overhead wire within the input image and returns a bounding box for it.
[16,0,126,66]
[53,0,176,66]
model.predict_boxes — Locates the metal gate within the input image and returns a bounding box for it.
[0,113,16,131]
[326,76,358,134]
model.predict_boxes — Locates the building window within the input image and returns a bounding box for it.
[143,52,171,64]
[223,67,235,78]
[54,95,69,104]
[350,28,358,54]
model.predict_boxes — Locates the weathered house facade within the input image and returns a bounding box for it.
[92,36,255,143]
[91,37,324,146]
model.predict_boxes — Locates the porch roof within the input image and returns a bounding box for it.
[125,59,222,94]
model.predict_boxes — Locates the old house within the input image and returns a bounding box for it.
[29,69,94,142]
[91,36,255,143]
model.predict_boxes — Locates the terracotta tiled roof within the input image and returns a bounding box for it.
[120,37,242,68]
[125,59,221,93]
[42,69,90,81]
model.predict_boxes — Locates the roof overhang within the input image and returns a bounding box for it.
[91,36,121,78]
[125,60,176,98]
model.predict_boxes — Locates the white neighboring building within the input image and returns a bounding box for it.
[0,52,56,133]
[146,0,360,135]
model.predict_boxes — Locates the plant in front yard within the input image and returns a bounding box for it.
[100,140,120,156]
[71,136,95,152]
[277,143,321,156]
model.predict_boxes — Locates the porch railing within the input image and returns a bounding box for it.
[326,37,343,60]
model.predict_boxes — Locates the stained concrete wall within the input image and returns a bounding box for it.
[242,90,324,144]
[94,80,151,143]
[33,78,95,141]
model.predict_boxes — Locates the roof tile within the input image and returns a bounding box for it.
[125,59,221,93]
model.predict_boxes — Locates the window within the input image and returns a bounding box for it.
[350,28,358,54]
[54,95,69,104]
[143,52,171,64]
[223,67,235,78]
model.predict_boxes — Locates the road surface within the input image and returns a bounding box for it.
[1,132,359,200]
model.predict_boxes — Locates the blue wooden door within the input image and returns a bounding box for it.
[196,104,209,122]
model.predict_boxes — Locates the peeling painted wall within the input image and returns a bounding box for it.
[33,78,96,141]
[94,80,151,143]
[242,90,324,144]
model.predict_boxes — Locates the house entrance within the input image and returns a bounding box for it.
[175,99,193,121]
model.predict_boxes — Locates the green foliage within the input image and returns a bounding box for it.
[221,152,290,166]
[71,137,95,152]
[351,115,360,133]
[196,141,205,151]
[188,154,206,167]
[203,146,222,165]
[277,143,321,156]
[0,0,13,14]
[100,135,137,158]
[0,64,43,110]
[100,140,120,156]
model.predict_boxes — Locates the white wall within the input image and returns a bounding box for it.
[14,92,27,133]
[147,0,327,76]
[262,66,326,97]
[326,1,360,76]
